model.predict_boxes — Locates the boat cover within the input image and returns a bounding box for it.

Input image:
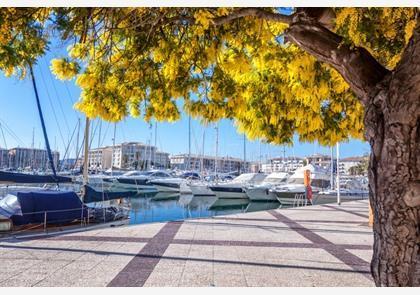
[82,185,139,203]
[0,171,73,184]
[0,190,86,226]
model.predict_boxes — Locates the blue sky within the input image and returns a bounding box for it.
[0,43,371,162]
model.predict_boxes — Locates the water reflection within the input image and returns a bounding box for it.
[126,192,282,225]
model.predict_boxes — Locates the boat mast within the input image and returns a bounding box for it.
[112,122,116,176]
[154,121,157,168]
[149,122,153,169]
[187,116,191,171]
[258,141,262,172]
[243,134,246,173]
[330,146,334,190]
[29,64,57,178]
[215,124,218,177]
[75,117,80,168]
[82,117,90,186]
[201,128,205,174]
[31,127,35,170]
[336,142,341,205]
[97,120,102,149]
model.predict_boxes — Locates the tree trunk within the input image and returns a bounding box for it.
[217,8,419,285]
[365,20,420,286]
[284,11,420,286]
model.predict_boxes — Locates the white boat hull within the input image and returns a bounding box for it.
[245,186,278,201]
[313,192,368,205]
[190,184,215,196]
[180,182,192,194]
[213,190,248,199]
[153,184,180,193]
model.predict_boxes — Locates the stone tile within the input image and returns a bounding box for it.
[143,268,184,287]
[346,249,373,264]
[213,262,244,275]
[0,273,47,287]
[0,200,373,287]
[213,273,247,287]
[21,260,72,274]
[179,271,214,287]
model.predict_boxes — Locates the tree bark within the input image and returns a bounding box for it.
[286,12,420,286]
[278,10,420,286]
[214,8,420,285]
[364,19,420,286]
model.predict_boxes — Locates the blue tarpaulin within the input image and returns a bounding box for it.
[6,190,86,226]
[83,185,139,203]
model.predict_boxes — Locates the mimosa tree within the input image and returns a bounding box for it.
[0,7,418,286]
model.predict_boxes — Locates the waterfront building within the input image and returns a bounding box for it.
[0,148,8,169]
[7,147,59,171]
[169,154,250,174]
[110,142,169,170]
[261,157,304,173]
[305,153,332,170]
[340,156,368,175]
[88,147,113,170]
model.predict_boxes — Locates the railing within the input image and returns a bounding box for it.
[293,193,309,207]
[0,204,130,240]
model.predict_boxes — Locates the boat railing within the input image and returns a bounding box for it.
[0,204,128,240]
[293,193,309,207]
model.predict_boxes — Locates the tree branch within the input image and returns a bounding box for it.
[212,7,389,103]
[285,21,390,103]
[212,8,293,26]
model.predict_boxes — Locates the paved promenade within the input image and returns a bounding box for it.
[0,200,374,287]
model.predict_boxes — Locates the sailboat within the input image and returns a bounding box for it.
[189,124,218,196]
[79,119,141,203]
[0,65,85,227]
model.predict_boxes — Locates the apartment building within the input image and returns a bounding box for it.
[170,154,250,174]
[7,147,59,170]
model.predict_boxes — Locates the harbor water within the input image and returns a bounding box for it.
[110,192,282,225]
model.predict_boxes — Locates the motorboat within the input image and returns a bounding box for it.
[189,182,215,196]
[189,173,237,197]
[148,171,200,194]
[208,173,267,199]
[270,164,330,206]
[244,172,289,201]
[111,170,173,192]
[314,177,369,204]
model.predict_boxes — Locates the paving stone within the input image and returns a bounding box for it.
[0,200,374,287]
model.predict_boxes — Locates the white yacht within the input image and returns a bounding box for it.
[270,164,330,206]
[314,176,369,204]
[244,172,289,201]
[189,182,216,196]
[208,173,267,199]
[148,171,200,194]
[111,170,172,192]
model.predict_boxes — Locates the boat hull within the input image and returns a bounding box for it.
[190,184,215,196]
[151,183,180,193]
[312,192,368,205]
[245,186,278,201]
[209,186,248,199]
[273,191,307,207]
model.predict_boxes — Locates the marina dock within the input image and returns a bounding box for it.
[0,200,374,287]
